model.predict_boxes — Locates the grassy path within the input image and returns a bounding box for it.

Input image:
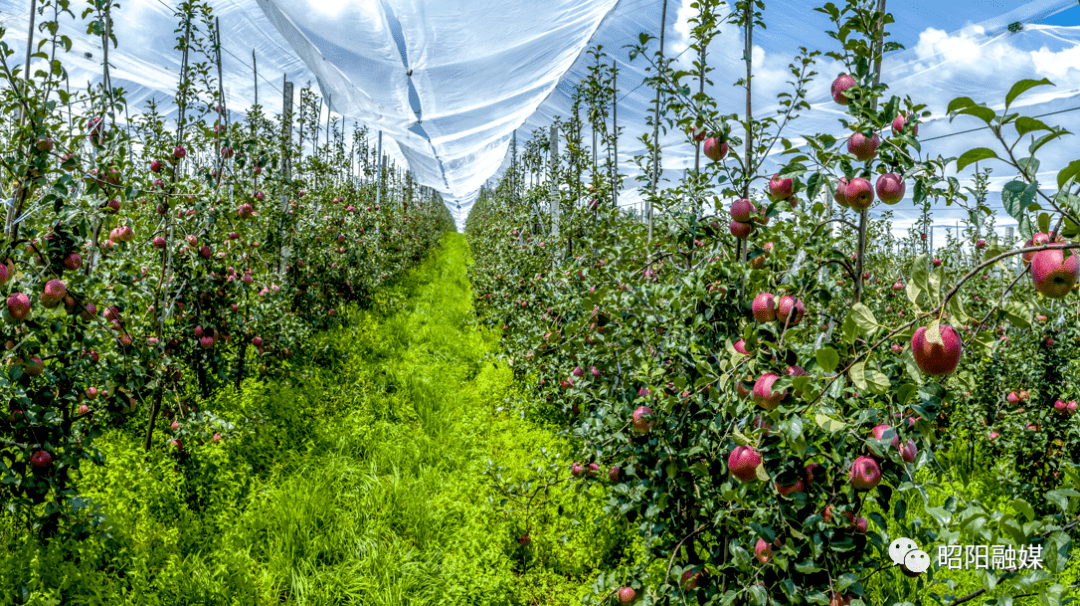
[2,233,622,605]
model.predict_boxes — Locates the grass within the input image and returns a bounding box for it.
[0,233,628,605]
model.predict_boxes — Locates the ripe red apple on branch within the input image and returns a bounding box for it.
[728,445,762,482]
[831,74,856,105]
[768,173,793,200]
[911,323,962,376]
[703,137,728,161]
[847,131,880,162]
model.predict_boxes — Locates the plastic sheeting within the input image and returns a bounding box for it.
[0,0,1077,234]
[510,0,1080,239]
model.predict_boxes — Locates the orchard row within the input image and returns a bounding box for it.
[468,1,1080,604]
[0,0,452,536]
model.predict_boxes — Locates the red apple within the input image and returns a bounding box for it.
[752,292,777,323]
[40,279,67,308]
[7,292,31,320]
[727,218,751,240]
[834,177,850,207]
[1031,248,1079,298]
[733,339,751,355]
[848,456,882,490]
[632,405,654,434]
[831,74,857,105]
[870,424,900,449]
[681,569,704,589]
[755,538,775,564]
[1022,232,1052,265]
[30,450,53,473]
[847,132,880,161]
[728,445,762,482]
[769,173,793,200]
[891,113,918,136]
[753,372,785,410]
[876,173,905,204]
[703,137,728,162]
[844,177,874,210]
[775,479,805,497]
[730,198,756,222]
[911,324,962,375]
[776,295,804,326]
[900,439,917,463]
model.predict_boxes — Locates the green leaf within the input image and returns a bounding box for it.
[850,361,868,391]
[911,254,930,293]
[806,172,824,201]
[816,347,839,373]
[849,303,878,334]
[1001,180,1038,220]
[842,314,857,345]
[946,96,976,114]
[1031,130,1067,155]
[1010,498,1035,522]
[905,280,922,307]
[755,461,770,482]
[814,413,846,433]
[1005,78,1053,110]
[828,375,846,400]
[1003,301,1031,329]
[866,368,890,394]
[982,244,1009,263]
[1044,489,1080,514]
[957,148,999,171]
[925,506,951,527]
[1015,116,1052,136]
[1001,518,1027,545]
[955,105,997,124]
[1038,212,1052,234]
[1018,157,1041,179]
[925,319,943,346]
[1057,159,1080,191]
[784,417,804,442]
[947,295,969,324]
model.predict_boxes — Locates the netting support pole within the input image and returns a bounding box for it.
[252,50,258,107]
[855,0,887,304]
[611,60,618,210]
[278,77,294,277]
[549,124,560,244]
[649,0,669,243]
[376,131,383,251]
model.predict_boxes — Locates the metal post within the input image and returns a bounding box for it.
[278,76,293,275]
[611,61,618,209]
[648,0,669,242]
[375,131,383,207]
[375,132,383,249]
[549,124,560,241]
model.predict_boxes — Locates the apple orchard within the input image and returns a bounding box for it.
[0,0,451,539]
[467,1,1080,604]
[2,0,1080,604]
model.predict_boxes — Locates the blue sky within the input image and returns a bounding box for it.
[1040,4,1080,26]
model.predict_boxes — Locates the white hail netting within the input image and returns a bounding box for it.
[0,0,1077,234]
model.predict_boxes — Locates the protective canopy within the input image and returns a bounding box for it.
[0,0,1077,234]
